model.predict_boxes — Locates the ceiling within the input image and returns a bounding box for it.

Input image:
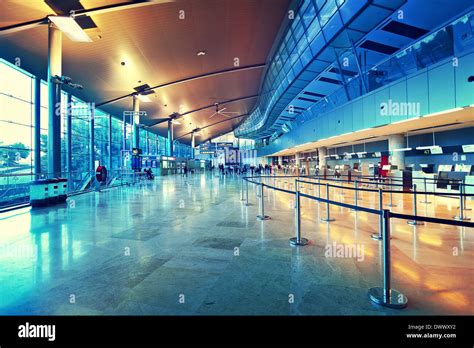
[0,0,291,144]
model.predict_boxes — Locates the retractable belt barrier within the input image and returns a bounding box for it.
[240,175,474,310]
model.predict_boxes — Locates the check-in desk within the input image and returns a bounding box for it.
[465,175,474,201]
[412,171,437,193]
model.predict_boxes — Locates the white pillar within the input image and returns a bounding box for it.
[132,96,140,150]
[389,134,405,170]
[47,23,62,177]
[191,132,195,159]
[318,147,327,170]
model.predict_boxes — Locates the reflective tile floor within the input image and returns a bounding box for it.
[0,174,472,315]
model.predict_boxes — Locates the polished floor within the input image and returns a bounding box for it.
[0,173,472,315]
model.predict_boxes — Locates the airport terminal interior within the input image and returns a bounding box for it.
[0,0,473,316]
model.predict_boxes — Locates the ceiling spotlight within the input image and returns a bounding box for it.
[196,51,206,56]
[48,16,92,42]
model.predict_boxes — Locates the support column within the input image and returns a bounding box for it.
[108,114,112,169]
[89,103,95,171]
[278,156,283,166]
[47,23,62,178]
[66,94,72,179]
[318,147,327,170]
[167,120,174,157]
[191,132,196,159]
[132,96,140,150]
[34,77,41,178]
[388,134,405,170]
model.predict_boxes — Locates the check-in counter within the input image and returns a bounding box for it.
[412,171,436,193]
[465,175,474,201]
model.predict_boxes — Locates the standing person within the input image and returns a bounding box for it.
[183,165,188,177]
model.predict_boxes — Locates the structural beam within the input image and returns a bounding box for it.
[96,64,266,107]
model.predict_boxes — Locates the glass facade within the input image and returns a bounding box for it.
[0,58,191,207]
[237,1,474,142]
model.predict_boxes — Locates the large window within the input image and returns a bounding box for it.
[0,59,34,206]
[111,117,124,170]
[0,57,181,207]
[94,109,110,167]
[0,59,34,179]
[71,97,91,174]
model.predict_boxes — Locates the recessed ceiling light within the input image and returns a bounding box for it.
[197,51,206,56]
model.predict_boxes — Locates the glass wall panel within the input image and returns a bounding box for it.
[94,109,110,167]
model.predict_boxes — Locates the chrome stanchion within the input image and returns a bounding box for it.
[339,178,345,196]
[243,179,250,206]
[461,179,472,211]
[289,190,309,246]
[351,179,359,212]
[387,178,396,207]
[420,177,431,204]
[240,177,245,201]
[318,176,321,200]
[321,183,335,222]
[407,184,423,225]
[368,209,408,309]
[371,188,384,240]
[454,183,470,221]
[256,183,270,221]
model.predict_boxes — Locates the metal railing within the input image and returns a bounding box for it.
[240,175,474,309]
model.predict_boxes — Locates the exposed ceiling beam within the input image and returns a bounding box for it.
[145,94,258,127]
[70,0,175,18]
[96,63,266,107]
[0,17,48,35]
[0,0,175,35]
[175,113,248,141]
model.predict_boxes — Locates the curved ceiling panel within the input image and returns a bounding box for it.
[0,0,291,143]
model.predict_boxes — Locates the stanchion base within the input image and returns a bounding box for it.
[242,203,252,207]
[289,237,309,246]
[387,204,397,207]
[420,201,431,204]
[257,215,271,221]
[454,216,470,221]
[368,287,408,309]
[371,233,382,240]
[407,220,424,225]
[321,218,335,222]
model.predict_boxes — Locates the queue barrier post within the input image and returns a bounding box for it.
[420,177,431,204]
[371,188,384,240]
[407,184,423,225]
[289,190,309,246]
[256,183,270,221]
[351,180,359,212]
[454,182,470,221]
[368,209,408,309]
[387,178,396,207]
[321,183,335,222]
